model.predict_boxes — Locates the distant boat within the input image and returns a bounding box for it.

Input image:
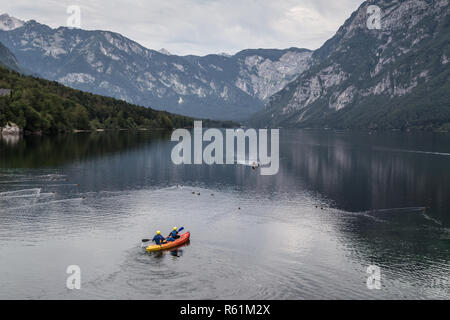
[236,159,261,170]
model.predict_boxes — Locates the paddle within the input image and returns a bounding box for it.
[142,227,185,243]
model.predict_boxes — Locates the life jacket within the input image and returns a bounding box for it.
[153,234,165,245]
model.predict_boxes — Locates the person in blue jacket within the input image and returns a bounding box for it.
[167,227,180,242]
[152,230,166,245]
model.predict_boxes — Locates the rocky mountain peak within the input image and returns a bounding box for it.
[0,14,25,31]
[252,0,450,130]
[0,19,313,121]
[158,48,172,55]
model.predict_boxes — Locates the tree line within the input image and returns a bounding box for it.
[0,67,198,134]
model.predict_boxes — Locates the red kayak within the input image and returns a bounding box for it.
[146,232,190,252]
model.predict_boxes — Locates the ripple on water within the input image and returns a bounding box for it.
[0,170,449,299]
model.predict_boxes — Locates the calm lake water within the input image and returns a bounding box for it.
[0,130,449,299]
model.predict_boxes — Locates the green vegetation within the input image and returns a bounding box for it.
[0,67,199,133]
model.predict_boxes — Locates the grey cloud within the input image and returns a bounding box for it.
[2,0,364,55]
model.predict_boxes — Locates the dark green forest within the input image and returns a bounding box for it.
[0,67,204,133]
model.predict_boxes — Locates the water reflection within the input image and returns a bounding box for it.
[146,242,190,259]
[170,248,184,257]
[0,133,20,146]
[0,130,449,299]
[0,131,170,168]
[1,130,449,225]
[279,130,450,226]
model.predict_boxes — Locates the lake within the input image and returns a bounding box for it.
[0,130,449,299]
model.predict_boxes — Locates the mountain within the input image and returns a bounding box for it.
[186,48,312,101]
[0,41,20,71]
[0,14,24,31]
[158,48,172,55]
[0,14,312,121]
[253,0,450,130]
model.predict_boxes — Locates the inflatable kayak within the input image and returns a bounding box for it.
[146,232,190,252]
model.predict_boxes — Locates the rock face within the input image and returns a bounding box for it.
[0,17,312,121]
[253,0,450,130]
[0,41,20,71]
[0,14,24,31]
[233,49,312,101]
[1,122,21,135]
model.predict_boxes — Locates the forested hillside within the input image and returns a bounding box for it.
[0,66,196,133]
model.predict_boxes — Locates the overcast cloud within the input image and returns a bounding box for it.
[3,0,364,55]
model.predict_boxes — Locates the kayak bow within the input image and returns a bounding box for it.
[146,232,190,253]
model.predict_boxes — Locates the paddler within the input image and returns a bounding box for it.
[167,227,181,241]
[152,230,166,245]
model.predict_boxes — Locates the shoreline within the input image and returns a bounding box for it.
[2,126,449,137]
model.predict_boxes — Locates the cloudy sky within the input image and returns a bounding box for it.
[3,0,364,56]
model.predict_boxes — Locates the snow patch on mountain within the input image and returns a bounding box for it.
[159,48,171,55]
[59,73,95,84]
[0,14,24,31]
